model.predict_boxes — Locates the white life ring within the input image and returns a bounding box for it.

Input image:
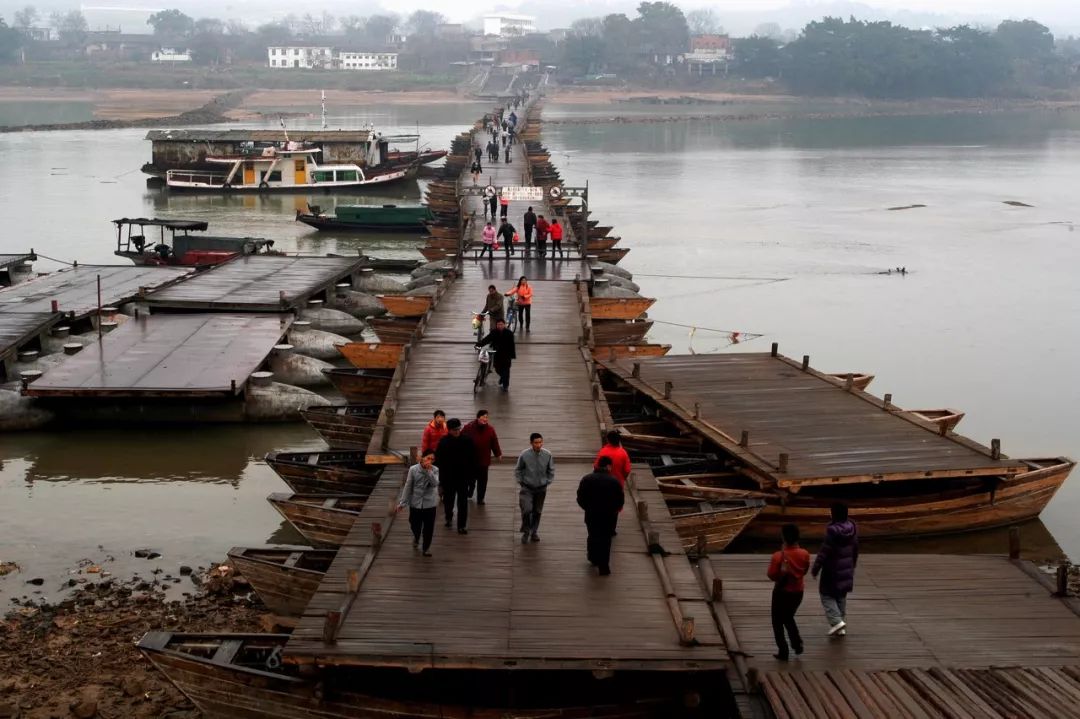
[549,186,563,198]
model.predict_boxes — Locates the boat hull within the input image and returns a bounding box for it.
[266,493,365,548]
[227,547,332,616]
[670,502,765,554]
[592,344,671,360]
[369,318,419,343]
[265,450,382,493]
[592,320,653,345]
[324,369,395,403]
[296,215,427,233]
[378,294,433,318]
[590,297,655,321]
[743,460,1075,540]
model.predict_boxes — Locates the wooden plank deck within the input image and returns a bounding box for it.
[0,265,194,319]
[712,553,1080,677]
[284,131,727,674]
[22,313,292,397]
[0,311,59,369]
[599,353,1024,487]
[143,255,364,311]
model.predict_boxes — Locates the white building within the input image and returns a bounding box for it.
[336,51,398,71]
[267,46,397,71]
[482,15,536,37]
[267,46,333,69]
[151,48,192,63]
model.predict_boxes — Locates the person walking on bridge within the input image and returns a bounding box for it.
[516,433,555,544]
[462,409,502,504]
[398,449,439,557]
[436,418,476,534]
[505,276,532,332]
[768,523,810,660]
[535,214,549,258]
[549,218,564,259]
[811,503,858,637]
[498,219,517,258]
[488,191,498,222]
[594,430,632,487]
[522,206,537,258]
[421,410,448,456]
[576,456,624,576]
[480,283,504,328]
[476,317,516,391]
[479,222,496,260]
[473,145,482,168]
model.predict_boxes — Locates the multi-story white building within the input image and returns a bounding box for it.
[267,46,333,69]
[267,46,398,71]
[482,15,536,37]
[336,51,398,70]
[151,48,192,63]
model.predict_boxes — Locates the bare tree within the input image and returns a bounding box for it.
[14,5,39,30]
[570,17,604,37]
[686,8,722,35]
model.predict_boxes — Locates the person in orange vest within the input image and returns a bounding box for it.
[505,276,533,332]
[421,409,448,455]
[594,430,632,486]
[499,195,510,220]
[549,218,564,259]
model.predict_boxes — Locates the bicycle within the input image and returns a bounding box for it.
[505,298,517,333]
[472,312,494,393]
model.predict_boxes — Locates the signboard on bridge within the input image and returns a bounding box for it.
[500,186,543,201]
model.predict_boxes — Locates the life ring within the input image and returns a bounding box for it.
[549,186,562,198]
[259,181,270,190]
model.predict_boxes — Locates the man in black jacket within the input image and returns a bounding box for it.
[576,456,625,576]
[497,219,517,258]
[435,418,476,534]
[522,206,537,258]
[477,318,516,391]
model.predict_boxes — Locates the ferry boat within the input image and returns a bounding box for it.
[165,147,414,193]
[295,203,434,232]
[113,217,276,266]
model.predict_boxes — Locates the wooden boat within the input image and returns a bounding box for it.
[296,204,434,232]
[826,372,874,391]
[377,294,432,318]
[592,248,630,264]
[657,474,770,502]
[742,458,1076,540]
[324,368,395,403]
[264,449,382,493]
[419,246,451,262]
[586,237,620,251]
[369,318,419,343]
[668,499,766,555]
[336,342,403,369]
[226,546,334,616]
[592,319,653,344]
[266,493,367,548]
[617,429,702,453]
[908,408,965,431]
[637,452,727,478]
[588,226,613,239]
[138,632,689,718]
[424,225,462,239]
[299,405,382,451]
[590,297,655,321]
[592,344,672,360]
[113,218,275,267]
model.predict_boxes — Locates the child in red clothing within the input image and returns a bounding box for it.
[767,524,811,661]
[593,430,632,486]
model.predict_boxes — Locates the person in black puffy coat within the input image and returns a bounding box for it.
[811,503,859,637]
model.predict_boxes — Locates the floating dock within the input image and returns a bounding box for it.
[143,255,364,311]
[23,313,291,397]
[0,264,193,320]
[0,252,35,285]
[0,311,59,381]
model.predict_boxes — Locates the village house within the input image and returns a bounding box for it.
[266,46,397,71]
[151,48,192,63]
[482,14,536,38]
[683,34,732,74]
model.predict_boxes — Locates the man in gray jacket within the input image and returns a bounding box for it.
[397,449,440,557]
[515,432,555,544]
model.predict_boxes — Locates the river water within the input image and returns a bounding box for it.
[1,100,1078,603]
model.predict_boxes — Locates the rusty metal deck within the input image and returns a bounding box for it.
[599,353,1024,488]
[0,265,194,319]
[143,255,364,311]
[22,313,291,397]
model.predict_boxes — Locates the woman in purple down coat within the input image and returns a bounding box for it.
[811,502,858,637]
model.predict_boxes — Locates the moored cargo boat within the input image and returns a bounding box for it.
[226,547,335,616]
[667,498,766,554]
[266,493,367,548]
[336,342,404,369]
[296,204,434,232]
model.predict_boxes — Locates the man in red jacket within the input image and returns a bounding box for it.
[534,215,549,258]
[549,219,564,259]
[421,409,448,456]
[462,409,502,504]
[594,430,632,486]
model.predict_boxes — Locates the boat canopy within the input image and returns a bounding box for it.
[112,217,209,232]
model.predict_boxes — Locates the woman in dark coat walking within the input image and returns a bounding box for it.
[811,503,858,636]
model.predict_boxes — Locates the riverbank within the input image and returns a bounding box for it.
[0,90,249,133]
[0,565,264,718]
